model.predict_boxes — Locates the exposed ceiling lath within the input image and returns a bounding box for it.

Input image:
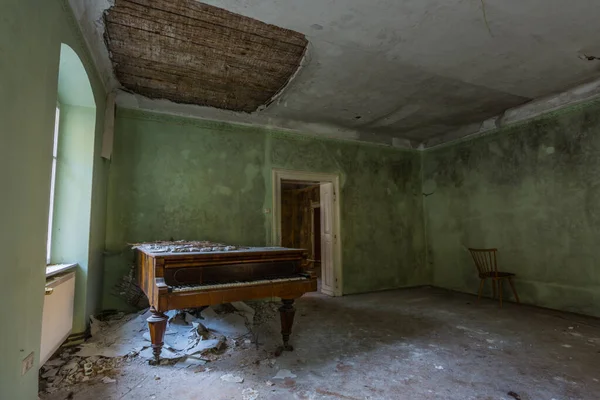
[103,0,308,112]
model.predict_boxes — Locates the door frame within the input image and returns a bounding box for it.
[272,169,343,296]
[310,201,320,261]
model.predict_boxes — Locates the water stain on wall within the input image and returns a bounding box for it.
[424,100,600,317]
[103,110,427,310]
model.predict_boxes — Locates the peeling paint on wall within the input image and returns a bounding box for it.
[103,108,427,309]
[423,100,600,317]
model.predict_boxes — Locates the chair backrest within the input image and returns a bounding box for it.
[468,248,498,278]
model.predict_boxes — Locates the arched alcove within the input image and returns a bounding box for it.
[57,43,96,108]
[48,43,97,333]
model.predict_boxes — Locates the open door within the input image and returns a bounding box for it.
[320,182,335,296]
[273,169,342,296]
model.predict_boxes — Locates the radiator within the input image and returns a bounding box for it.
[40,271,76,365]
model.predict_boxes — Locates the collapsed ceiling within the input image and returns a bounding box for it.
[70,0,600,147]
[103,0,307,112]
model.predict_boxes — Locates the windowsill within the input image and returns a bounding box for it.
[46,263,77,279]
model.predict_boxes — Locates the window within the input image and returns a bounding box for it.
[47,105,60,264]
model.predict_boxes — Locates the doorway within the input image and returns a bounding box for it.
[272,169,342,296]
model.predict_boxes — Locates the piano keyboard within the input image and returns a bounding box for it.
[171,276,309,293]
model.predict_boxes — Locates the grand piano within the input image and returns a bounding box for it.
[135,241,318,363]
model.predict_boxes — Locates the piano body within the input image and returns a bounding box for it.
[135,241,318,363]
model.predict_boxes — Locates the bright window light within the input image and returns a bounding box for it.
[47,106,60,264]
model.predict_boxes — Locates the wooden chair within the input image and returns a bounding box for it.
[468,248,520,307]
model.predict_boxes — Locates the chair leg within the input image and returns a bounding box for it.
[491,279,497,299]
[477,279,485,303]
[498,280,503,308]
[508,277,520,304]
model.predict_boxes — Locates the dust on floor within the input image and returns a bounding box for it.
[40,287,600,400]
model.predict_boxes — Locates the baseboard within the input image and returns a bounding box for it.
[429,285,600,326]
[61,330,90,347]
[342,284,433,296]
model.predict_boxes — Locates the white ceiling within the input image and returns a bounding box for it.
[71,0,600,147]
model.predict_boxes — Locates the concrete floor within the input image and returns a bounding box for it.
[41,287,600,400]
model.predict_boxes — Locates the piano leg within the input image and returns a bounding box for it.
[147,307,168,365]
[277,299,296,354]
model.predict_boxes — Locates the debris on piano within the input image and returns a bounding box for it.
[130,240,246,254]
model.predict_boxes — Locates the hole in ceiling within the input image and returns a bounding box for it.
[103,0,308,112]
[355,116,362,119]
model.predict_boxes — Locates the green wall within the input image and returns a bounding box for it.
[0,1,108,398]
[51,105,96,332]
[2,2,599,400]
[423,100,600,317]
[103,109,428,309]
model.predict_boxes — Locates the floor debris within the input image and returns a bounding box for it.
[220,373,244,383]
[38,351,125,394]
[251,302,281,326]
[76,311,150,358]
[201,306,249,337]
[315,388,362,400]
[40,300,264,395]
[77,304,251,361]
[174,356,207,369]
[507,391,522,400]
[37,288,600,400]
[232,301,256,325]
[241,388,259,400]
[272,369,297,379]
